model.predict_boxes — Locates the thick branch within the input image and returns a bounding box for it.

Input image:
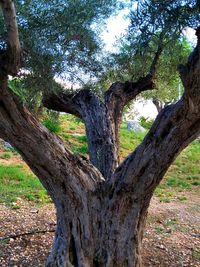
[0,79,103,199]
[179,27,200,101]
[43,89,118,179]
[43,91,82,119]
[104,45,163,161]
[105,43,163,110]
[0,0,21,75]
[108,27,200,202]
[152,97,164,113]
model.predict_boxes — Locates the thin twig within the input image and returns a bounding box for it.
[0,228,55,241]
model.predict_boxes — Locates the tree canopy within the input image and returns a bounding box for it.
[1,0,199,110]
[0,0,123,89]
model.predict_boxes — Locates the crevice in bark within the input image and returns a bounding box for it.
[69,222,78,266]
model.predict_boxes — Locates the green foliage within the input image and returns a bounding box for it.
[42,112,61,133]
[143,37,192,103]
[97,36,192,103]
[0,1,125,115]
[0,165,50,204]
[129,1,199,49]
[1,0,122,92]
[139,116,154,130]
[95,0,196,102]
[9,77,45,115]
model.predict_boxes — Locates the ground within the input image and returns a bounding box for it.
[0,115,199,266]
[0,191,199,267]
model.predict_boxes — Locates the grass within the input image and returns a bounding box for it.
[0,165,50,205]
[0,152,12,159]
[0,114,199,205]
[157,141,200,199]
[119,123,146,159]
[153,216,181,235]
[42,117,61,133]
[192,249,200,261]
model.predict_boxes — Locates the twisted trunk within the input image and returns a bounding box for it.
[1,2,200,267]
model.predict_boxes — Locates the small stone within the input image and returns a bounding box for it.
[4,142,13,150]
[30,209,38,214]
[127,120,146,132]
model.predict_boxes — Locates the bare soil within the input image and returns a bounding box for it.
[0,191,199,267]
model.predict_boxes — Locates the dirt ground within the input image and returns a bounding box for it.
[0,191,199,267]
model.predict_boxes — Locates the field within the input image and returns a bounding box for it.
[0,114,199,266]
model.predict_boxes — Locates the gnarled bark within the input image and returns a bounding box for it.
[44,89,118,179]
[0,2,200,267]
[43,44,162,169]
[0,0,21,75]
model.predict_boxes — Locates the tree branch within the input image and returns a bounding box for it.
[179,27,200,102]
[44,89,118,179]
[0,228,56,241]
[0,80,104,199]
[43,91,82,119]
[0,0,21,75]
[108,27,200,202]
[105,42,163,110]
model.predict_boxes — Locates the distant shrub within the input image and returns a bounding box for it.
[0,152,12,159]
[139,116,154,129]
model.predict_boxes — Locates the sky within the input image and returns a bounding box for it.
[101,9,129,52]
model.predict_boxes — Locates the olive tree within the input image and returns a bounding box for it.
[0,1,200,266]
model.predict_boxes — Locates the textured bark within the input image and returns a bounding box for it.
[1,2,200,267]
[0,0,21,75]
[0,77,104,266]
[152,98,172,113]
[152,97,164,113]
[43,89,118,179]
[44,45,162,168]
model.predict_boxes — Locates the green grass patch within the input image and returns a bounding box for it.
[0,165,50,205]
[72,144,88,155]
[119,123,146,158]
[42,117,61,133]
[192,249,200,261]
[0,152,12,159]
[158,142,200,192]
[177,196,187,201]
[155,226,165,234]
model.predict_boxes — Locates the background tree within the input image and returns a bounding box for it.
[0,1,200,267]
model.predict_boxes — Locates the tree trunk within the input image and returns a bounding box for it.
[45,177,150,267]
[1,3,200,267]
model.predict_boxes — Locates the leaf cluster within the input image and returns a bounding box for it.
[0,0,122,93]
